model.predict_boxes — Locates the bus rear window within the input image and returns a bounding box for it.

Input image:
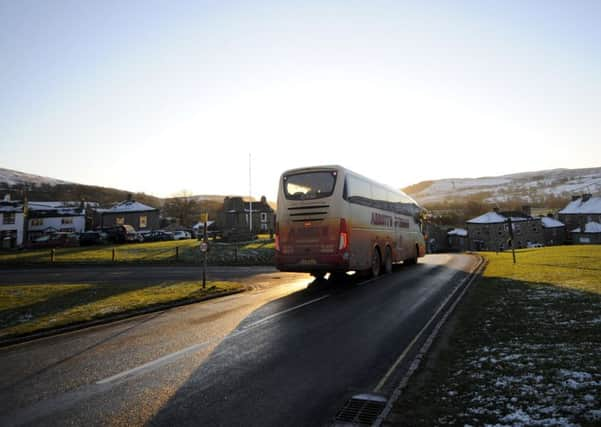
[284,171,337,200]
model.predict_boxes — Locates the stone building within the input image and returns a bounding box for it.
[216,196,274,240]
[93,199,159,231]
[422,223,450,253]
[447,228,468,252]
[558,194,601,241]
[570,221,601,244]
[540,216,566,246]
[466,208,543,251]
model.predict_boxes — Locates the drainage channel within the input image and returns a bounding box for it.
[333,393,387,426]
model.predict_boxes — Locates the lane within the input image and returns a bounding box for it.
[0,254,478,426]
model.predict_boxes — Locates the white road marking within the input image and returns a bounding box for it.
[237,295,330,331]
[372,260,476,392]
[96,294,330,385]
[96,341,212,385]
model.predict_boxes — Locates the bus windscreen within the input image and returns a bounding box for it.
[284,171,337,200]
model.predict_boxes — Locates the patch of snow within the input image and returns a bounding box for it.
[448,228,468,236]
[540,217,565,228]
[95,200,156,213]
[571,221,601,233]
[499,409,531,424]
[467,212,508,224]
[559,196,601,214]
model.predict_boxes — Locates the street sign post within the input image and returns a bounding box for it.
[200,213,209,288]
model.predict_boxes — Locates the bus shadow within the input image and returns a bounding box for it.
[147,257,466,426]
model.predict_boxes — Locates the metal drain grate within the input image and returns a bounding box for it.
[334,393,387,426]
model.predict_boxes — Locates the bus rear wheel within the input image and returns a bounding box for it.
[371,248,381,277]
[405,245,418,265]
[384,247,393,274]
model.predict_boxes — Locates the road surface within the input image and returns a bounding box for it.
[0,254,478,426]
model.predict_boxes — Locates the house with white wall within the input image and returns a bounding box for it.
[27,202,86,242]
[0,200,25,248]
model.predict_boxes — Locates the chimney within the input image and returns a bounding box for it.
[260,195,267,204]
[493,207,499,213]
[582,193,592,202]
[522,205,531,217]
[127,193,133,202]
[572,195,580,201]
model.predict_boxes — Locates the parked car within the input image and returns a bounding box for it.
[173,230,191,240]
[137,230,154,242]
[99,225,138,243]
[139,230,173,242]
[28,232,80,249]
[79,231,109,246]
[156,230,174,241]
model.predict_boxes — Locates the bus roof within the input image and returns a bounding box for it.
[280,165,421,207]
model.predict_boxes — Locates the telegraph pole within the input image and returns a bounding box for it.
[248,153,252,233]
[507,217,516,264]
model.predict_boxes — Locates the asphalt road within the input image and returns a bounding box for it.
[0,254,478,426]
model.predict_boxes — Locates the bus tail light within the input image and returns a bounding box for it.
[275,222,280,252]
[338,218,349,251]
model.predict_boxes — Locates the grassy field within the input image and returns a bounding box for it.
[390,246,601,426]
[0,238,275,266]
[0,279,242,340]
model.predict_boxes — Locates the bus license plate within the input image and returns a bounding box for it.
[299,258,317,265]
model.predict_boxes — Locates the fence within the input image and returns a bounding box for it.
[0,241,275,266]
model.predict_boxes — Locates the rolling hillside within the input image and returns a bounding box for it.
[404,167,601,207]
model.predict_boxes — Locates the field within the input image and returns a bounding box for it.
[0,238,275,266]
[390,246,601,426]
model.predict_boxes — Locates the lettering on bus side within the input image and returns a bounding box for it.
[371,212,393,227]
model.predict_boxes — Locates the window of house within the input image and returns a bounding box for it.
[260,223,267,231]
[61,217,73,225]
[260,212,267,223]
[31,218,44,226]
[2,212,15,225]
[115,217,125,225]
[139,215,147,228]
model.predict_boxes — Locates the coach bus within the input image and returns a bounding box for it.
[274,165,426,279]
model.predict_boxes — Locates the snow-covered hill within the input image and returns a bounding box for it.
[0,167,71,187]
[404,167,601,206]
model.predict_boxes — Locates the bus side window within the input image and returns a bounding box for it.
[343,178,348,200]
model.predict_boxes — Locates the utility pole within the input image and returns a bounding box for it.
[199,213,209,288]
[22,186,29,246]
[507,217,516,264]
[248,153,252,233]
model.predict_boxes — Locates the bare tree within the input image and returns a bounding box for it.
[163,190,199,227]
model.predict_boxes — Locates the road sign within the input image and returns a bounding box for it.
[200,213,208,223]
[200,242,208,253]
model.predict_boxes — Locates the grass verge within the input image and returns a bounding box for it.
[0,280,242,340]
[389,245,601,426]
[0,238,275,266]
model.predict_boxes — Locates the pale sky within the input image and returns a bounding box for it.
[1,0,600,200]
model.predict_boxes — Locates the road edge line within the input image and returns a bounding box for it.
[372,254,487,427]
